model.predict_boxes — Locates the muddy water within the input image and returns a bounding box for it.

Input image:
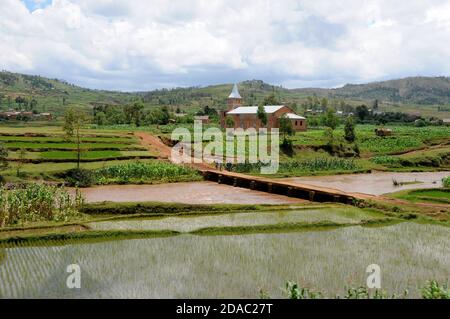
[280,171,449,195]
[78,181,305,204]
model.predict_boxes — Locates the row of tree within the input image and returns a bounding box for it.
[0,94,39,112]
[93,102,171,126]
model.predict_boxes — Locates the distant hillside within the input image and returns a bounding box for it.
[327,76,450,105]
[138,79,288,108]
[1,71,450,118]
[0,71,134,115]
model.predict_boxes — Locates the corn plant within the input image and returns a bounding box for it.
[0,184,82,227]
[94,161,200,184]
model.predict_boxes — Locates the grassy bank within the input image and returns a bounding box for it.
[388,188,450,205]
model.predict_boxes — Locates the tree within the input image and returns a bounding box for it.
[16,148,27,177]
[372,99,379,112]
[324,127,334,147]
[257,105,268,126]
[320,97,328,111]
[94,111,107,126]
[0,143,8,172]
[64,107,88,169]
[160,106,170,125]
[322,108,339,130]
[344,116,356,143]
[30,98,38,112]
[226,117,234,127]
[15,96,27,110]
[279,116,294,140]
[262,93,279,106]
[355,105,370,122]
[125,101,144,126]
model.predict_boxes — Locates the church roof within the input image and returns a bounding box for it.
[228,83,242,99]
[283,113,305,120]
[227,105,285,114]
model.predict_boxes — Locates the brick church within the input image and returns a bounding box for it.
[220,84,307,131]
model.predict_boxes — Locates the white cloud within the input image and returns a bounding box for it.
[1,0,450,90]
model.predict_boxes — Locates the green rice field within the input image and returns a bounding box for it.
[88,207,386,232]
[0,222,448,298]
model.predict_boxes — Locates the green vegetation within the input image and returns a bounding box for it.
[283,280,449,299]
[80,201,271,216]
[421,280,450,299]
[63,107,89,169]
[389,188,450,204]
[344,116,356,143]
[444,176,450,188]
[94,161,202,184]
[0,222,448,298]
[87,206,388,233]
[0,184,82,227]
[3,71,450,122]
[229,158,360,175]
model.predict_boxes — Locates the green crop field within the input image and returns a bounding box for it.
[0,222,448,298]
[40,150,123,160]
[389,188,450,204]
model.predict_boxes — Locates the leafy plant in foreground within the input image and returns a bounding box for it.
[0,183,83,227]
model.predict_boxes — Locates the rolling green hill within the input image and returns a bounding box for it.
[0,71,134,116]
[323,76,450,105]
[1,71,450,118]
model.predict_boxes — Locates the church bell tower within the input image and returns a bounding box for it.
[227,83,242,111]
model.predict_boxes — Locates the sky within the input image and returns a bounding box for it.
[1,0,450,91]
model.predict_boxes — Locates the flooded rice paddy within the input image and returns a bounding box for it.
[78,181,305,204]
[0,222,448,298]
[281,171,449,195]
[88,207,384,232]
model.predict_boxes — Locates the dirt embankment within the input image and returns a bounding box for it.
[135,132,213,170]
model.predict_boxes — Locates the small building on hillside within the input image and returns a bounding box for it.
[375,127,392,136]
[220,84,307,131]
[194,115,210,124]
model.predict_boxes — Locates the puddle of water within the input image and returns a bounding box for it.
[77,181,306,204]
[281,171,449,195]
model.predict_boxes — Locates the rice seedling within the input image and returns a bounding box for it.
[0,222,448,298]
[372,155,402,166]
[87,207,386,232]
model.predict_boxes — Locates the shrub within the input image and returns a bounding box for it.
[59,168,95,187]
[443,176,450,188]
[281,138,294,156]
[372,155,402,166]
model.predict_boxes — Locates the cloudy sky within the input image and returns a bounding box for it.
[1,0,450,91]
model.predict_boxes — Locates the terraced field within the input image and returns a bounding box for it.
[0,128,158,179]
